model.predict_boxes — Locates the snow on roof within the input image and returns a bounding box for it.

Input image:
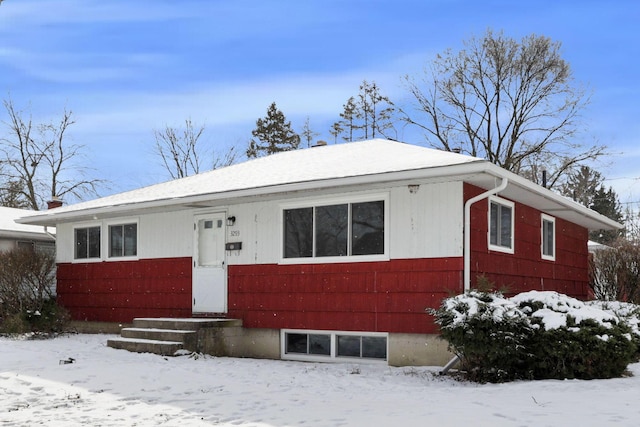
[19,139,483,221]
[0,206,54,239]
[15,139,622,231]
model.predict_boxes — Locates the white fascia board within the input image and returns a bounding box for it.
[480,164,623,231]
[18,160,621,231]
[18,161,490,226]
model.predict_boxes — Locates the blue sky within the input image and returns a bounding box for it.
[1,0,639,207]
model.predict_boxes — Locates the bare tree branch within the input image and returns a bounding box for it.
[1,99,101,210]
[401,30,605,189]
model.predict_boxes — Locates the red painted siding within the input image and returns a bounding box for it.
[56,257,192,322]
[464,183,589,299]
[227,258,463,334]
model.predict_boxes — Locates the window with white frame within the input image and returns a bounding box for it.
[541,214,555,260]
[282,330,388,362]
[488,197,514,253]
[108,223,138,258]
[74,226,101,259]
[283,199,385,260]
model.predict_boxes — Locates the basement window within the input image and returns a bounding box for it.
[541,214,556,261]
[488,196,514,254]
[282,330,388,363]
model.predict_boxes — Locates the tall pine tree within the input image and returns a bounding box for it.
[246,103,300,158]
[332,81,395,142]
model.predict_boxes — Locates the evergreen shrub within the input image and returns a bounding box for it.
[432,290,639,382]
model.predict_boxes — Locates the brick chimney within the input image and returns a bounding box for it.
[47,197,63,210]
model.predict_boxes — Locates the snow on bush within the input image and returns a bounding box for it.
[431,290,639,383]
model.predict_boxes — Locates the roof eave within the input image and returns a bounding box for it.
[18,160,622,231]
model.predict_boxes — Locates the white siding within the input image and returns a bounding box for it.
[389,181,464,259]
[56,181,464,264]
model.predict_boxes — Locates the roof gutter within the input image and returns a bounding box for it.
[463,177,509,292]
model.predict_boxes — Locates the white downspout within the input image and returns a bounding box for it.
[44,226,56,241]
[463,177,508,292]
[442,177,509,375]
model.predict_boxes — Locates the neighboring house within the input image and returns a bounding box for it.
[17,139,621,366]
[0,206,55,254]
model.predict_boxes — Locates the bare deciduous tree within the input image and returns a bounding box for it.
[402,29,606,189]
[590,239,640,303]
[1,99,101,210]
[153,118,236,179]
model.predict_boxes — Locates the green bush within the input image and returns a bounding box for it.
[431,290,639,382]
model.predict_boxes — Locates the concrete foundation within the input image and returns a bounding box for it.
[78,321,453,367]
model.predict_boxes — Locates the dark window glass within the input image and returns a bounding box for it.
[337,335,361,357]
[284,208,313,258]
[285,333,308,354]
[543,219,554,257]
[362,336,387,359]
[110,225,123,257]
[490,201,512,249]
[309,334,331,355]
[75,226,100,259]
[500,205,512,247]
[315,204,348,257]
[489,202,499,246]
[109,223,137,257]
[124,223,137,256]
[351,201,384,255]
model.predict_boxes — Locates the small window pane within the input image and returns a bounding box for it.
[75,226,100,259]
[315,204,348,257]
[75,228,88,259]
[500,205,512,247]
[362,336,387,359]
[489,202,499,246]
[124,223,137,256]
[284,208,313,258]
[309,334,331,355]
[109,223,137,258]
[337,335,361,357]
[286,333,308,354]
[351,201,384,255]
[543,219,554,257]
[110,225,123,257]
[88,227,101,258]
[490,201,512,249]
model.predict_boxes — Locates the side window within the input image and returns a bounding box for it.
[74,226,101,259]
[109,223,138,258]
[541,214,555,261]
[488,197,514,253]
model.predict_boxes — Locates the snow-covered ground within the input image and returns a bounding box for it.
[1,334,639,426]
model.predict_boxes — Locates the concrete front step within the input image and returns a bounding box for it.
[107,337,184,356]
[120,328,197,351]
[132,317,242,330]
[107,317,243,357]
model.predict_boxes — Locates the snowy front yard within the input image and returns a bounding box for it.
[1,334,639,426]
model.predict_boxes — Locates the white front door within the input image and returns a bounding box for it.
[193,213,227,313]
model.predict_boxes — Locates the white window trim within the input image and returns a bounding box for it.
[541,213,556,261]
[279,193,390,264]
[72,222,102,263]
[104,218,140,261]
[488,196,515,254]
[72,218,140,263]
[280,329,389,364]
